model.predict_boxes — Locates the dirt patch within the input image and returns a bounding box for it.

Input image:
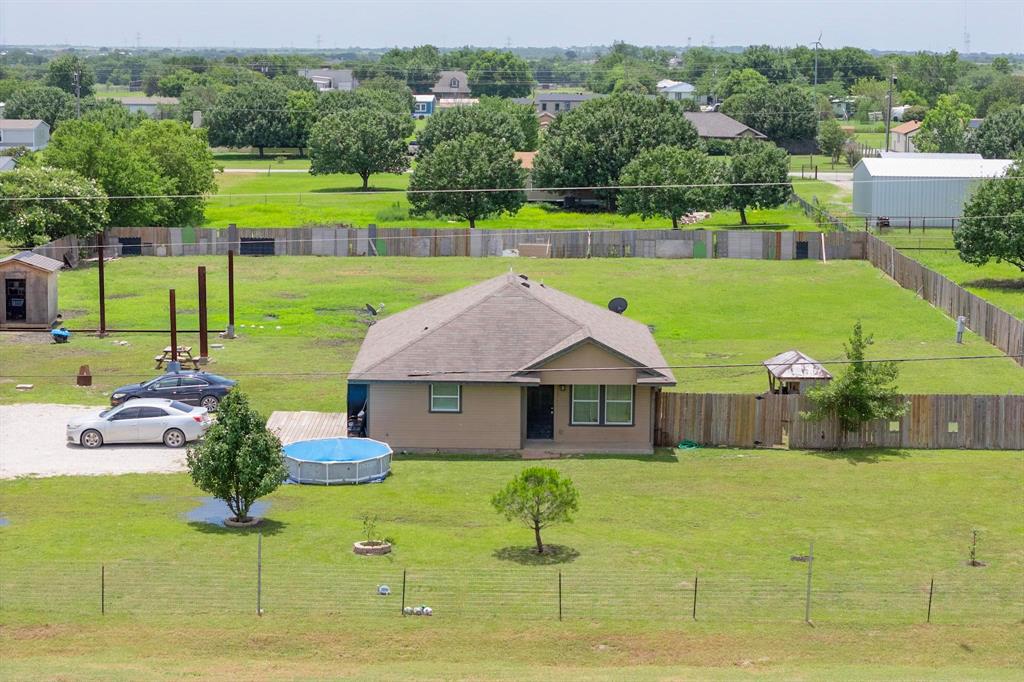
[107,293,138,300]
[276,292,307,299]
[59,308,88,318]
[2,331,52,344]
[263,313,279,321]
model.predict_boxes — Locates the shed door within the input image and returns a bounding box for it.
[5,278,27,321]
[795,241,809,260]
[118,237,142,256]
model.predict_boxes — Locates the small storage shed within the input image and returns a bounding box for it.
[852,156,1013,228]
[763,350,832,395]
[0,251,62,329]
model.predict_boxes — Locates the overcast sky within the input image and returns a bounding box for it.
[2,0,1022,53]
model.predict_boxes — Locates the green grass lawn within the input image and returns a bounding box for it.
[92,84,133,98]
[879,232,1024,315]
[792,178,853,216]
[1,258,1020,413]
[1,449,1021,678]
[213,153,312,170]
[789,154,852,173]
[854,132,886,149]
[206,171,821,230]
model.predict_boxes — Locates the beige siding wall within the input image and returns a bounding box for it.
[551,385,654,448]
[367,382,522,452]
[536,343,637,385]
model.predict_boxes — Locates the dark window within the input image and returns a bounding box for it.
[152,378,179,390]
[179,378,208,387]
[168,401,193,413]
[118,237,142,256]
[111,407,141,420]
[138,407,169,418]
[240,237,275,256]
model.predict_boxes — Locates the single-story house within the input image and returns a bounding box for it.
[347,273,676,454]
[657,80,697,102]
[297,68,359,92]
[512,92,601,117]
[0,156,16,172]
[888,120,921,153]
[513,150,598,207]
[0,119,50,151]
[118,96,179,118]
[413,94,436,118]
[682,111,767,141]
[0,251,62,329]
[852,156,1013,228]
[763,350,831,395]
[431,70,470,99]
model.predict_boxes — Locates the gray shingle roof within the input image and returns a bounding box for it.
[349,273,675,385]
[763,350,832,380]
[0,119,47,130]
[0,251,63,272]
[683,112,767,140]
[431,70,470,94]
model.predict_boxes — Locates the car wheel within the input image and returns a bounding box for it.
[163,428,186,448]
[81,429,103,449]
[200,395,220,411]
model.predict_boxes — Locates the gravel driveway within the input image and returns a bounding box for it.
[0,404,189,479]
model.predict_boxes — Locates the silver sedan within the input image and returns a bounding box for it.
[67,398,211,449]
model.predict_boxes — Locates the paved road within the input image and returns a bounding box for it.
[0,404,188,478]
[790,171,853,192]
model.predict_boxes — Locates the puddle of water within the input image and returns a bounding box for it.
[0,517,9,527]
[183,497,270,526]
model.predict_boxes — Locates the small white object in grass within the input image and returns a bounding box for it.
[413,606,423,615]
[259,325,265,329]
[403,606,413,615]
[15,384,33,391]
[240,324,246,328]
[275,325,281,330]
[211,343,224,349]
[377,584,390,596]
[423,606,432,616]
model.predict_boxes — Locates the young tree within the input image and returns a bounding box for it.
[45,54,95,96]
[973,106,1024,159]
[4,85,75,128]
[186,391,286,524]
[618,146,725,229]
[408,133,526,229]
[726,139,792,225]
[309,108,413,190]
[955,158,1024,272]
[914,94,974,153]
[468,50,534,98]
[816,118,852,164]
[0,166,108,245]
[803,322,906,449]
[533,93,699,209]
[491,467,579,555]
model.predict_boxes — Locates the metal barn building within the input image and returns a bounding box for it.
[852,157,1013,228]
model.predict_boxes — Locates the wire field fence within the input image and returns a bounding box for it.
[2,557,1021,625]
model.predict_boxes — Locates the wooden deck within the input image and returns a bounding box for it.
[266,411,346,445]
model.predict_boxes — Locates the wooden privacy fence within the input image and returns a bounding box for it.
[865,234,1024,367]
[654,392,1024,451]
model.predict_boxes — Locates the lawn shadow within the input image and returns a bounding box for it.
[310,185,404,194]
[809,447,912,465]
[395,450,678,463]
[186,518,288,536]
[963,277,1024,291]
[493,544,580,566]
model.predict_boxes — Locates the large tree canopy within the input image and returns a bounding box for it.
[956,158,1024,272]
[468,50,533,98]
[726,138,792,225]
[618,146,725,229]
[721,83,816,143]
[309,108,413,189]
[205,81,292,157]
[0,166,108,245]
[45,54,95,96]
[973,106,1024,159]
[533,93,699,208]
[408,133,526,229]
[913,94,974,153]
[418,98,538,153]
[3,86,75,128]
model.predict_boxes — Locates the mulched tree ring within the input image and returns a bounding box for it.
[224,516,263,528]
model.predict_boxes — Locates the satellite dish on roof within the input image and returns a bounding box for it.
[608,297,628,314]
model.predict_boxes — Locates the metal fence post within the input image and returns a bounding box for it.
[692,572,698,620]
[558,571,563,622]
[256,532,262,616]
[401,569,407,616]
[101,564,105,615]
[804,541,814,625]
[927,576,934,624]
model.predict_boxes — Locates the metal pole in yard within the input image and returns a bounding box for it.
[226,249,236,338]
[558,571,563,622]
[169,289,178,364]
[927,576,934,624]
[401,569,407,616]
[804,541,814,625]
[884,72,895,152]
[97,237,107,337]
[692,572,698,620]
[101,564,105,615]
[257,532,262,616]
[197,266,209,363]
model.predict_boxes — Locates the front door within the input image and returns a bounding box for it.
[526,386,555,440]
[5,279,27,321]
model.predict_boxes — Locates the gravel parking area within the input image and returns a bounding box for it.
[0,404,189,479]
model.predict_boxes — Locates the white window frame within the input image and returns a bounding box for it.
[450,78,459,88]
[429,383,461,413]
[603,385,634,425]
[570,385,600,425]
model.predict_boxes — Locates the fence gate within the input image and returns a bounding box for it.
[754,394,791,447]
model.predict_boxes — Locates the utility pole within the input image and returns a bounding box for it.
[884,72,897,152]
[73,69,81,118]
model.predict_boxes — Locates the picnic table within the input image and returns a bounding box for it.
[154,346,201,370]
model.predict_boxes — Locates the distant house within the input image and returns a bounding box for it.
[682,112,767,141]
[852,156,1013,228]
[297,68,359,92]
[118,96,179,118]
[347,273,676,455]
[413,94,436,118]
[889,120,921,153]
[0,119,50,151]
[657,80,697,102]
[0,156,16,172]
[513,92,600,117]
[0,251,63,329]
[431,70,470,99]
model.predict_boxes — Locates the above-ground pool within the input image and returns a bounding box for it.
[283,438,392,485]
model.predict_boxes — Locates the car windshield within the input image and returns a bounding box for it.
[99,408,111,418]
[168,401,194,413]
